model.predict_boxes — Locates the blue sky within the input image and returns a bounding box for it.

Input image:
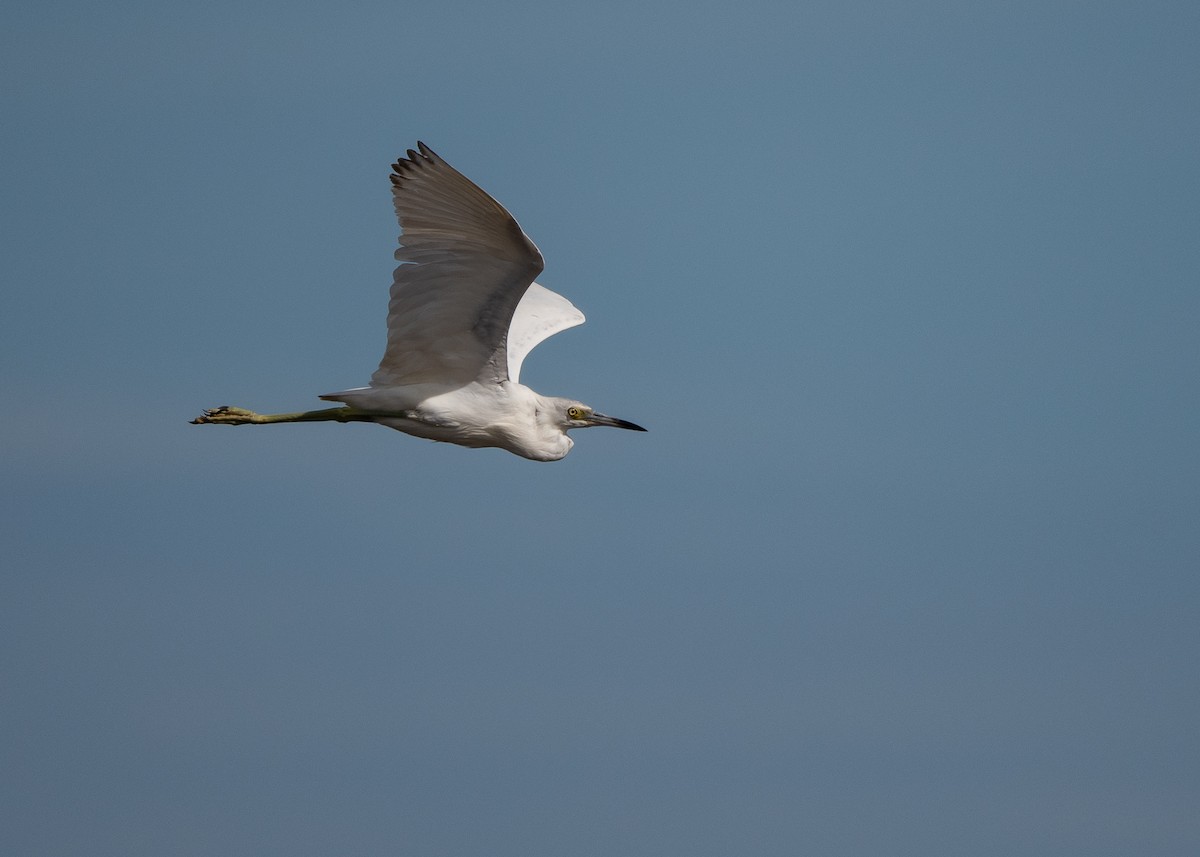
[2,1,1198,855]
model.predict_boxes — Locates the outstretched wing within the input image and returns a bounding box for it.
[371,142,544,387]
[506,282,585,383]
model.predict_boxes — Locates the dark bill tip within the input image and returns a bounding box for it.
[590,413,647,432]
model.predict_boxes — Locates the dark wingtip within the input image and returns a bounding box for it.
[392,141,440,179]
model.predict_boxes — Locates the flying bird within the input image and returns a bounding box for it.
[192,142,645,461]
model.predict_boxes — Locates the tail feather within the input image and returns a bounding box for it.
[319,387,369,403]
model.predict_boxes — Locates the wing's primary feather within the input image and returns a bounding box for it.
[371,142,544,387]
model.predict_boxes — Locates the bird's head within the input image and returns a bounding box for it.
[518,394,645,461]
[542,397,647,435]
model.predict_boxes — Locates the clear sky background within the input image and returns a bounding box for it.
[2,1,1198,855]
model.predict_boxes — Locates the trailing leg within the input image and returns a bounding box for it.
[190,405,376,426]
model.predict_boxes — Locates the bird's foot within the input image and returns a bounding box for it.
[190,405,260,425]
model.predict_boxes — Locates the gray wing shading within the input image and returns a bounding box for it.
[371,142,544,387]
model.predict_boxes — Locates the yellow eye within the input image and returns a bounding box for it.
[567,406,585,420]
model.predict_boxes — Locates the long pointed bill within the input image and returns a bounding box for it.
[586,412,647,432]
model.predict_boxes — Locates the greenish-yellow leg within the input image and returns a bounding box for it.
[191,405,377,426]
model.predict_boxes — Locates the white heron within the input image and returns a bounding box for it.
[193,142,645,461]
